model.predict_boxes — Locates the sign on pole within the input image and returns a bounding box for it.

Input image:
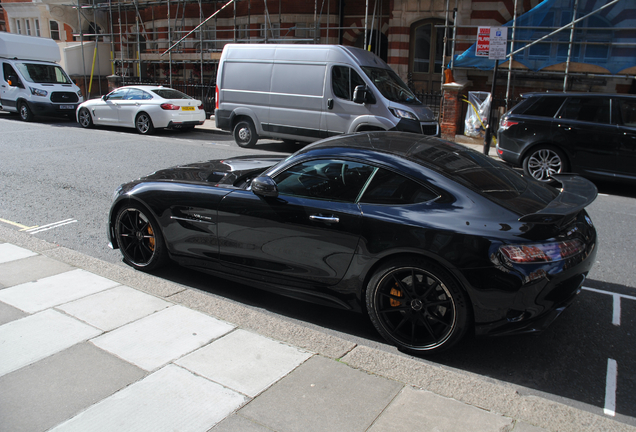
[475,26,508,60]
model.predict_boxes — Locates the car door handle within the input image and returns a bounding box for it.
[327,98,334,110]
[309,214,339,223]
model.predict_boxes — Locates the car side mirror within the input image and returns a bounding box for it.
[251,176,279,198]
[7,76,21,88]
[102,95,108,101]
[353,85,367,104]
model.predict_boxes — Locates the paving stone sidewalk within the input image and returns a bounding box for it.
[0,231,633,432]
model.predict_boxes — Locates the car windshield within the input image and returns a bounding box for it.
[15,63,71,84]
[361,66,421,105]
[410,142,559,215]
[151,88,192,99]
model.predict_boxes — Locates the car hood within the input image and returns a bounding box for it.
[141,155,284,186]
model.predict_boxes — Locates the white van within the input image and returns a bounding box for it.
[0,33,83,121]
[215,44,439,147]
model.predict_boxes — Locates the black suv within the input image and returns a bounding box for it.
[496,93,636,182]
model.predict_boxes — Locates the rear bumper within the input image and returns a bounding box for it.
[215,109,232,131]
[167,120,205,129]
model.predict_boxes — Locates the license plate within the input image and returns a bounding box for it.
[181,106,195,111]
[60,105,75,110]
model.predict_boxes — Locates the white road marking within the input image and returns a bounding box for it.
[604,358,617,416]
[25,219,77,234]
[582,287,636,326]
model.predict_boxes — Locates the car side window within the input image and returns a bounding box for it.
[107,89,128,100]
[360,168,438,205]
[332,66,367,101]
[2,63,22,86]
[520,96,566,118]
[618,99,636,127]
[126,89,151,100]
[558,97,610,124]
[274,159,375,202]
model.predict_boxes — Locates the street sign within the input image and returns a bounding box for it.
[475,26,508,60]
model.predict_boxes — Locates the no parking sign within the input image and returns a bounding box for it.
[476,27,507,60]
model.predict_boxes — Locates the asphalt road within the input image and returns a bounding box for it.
[1,113,634,427]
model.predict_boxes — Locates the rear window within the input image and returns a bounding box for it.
[411,144,559,214]
[151,89,192,99]
[520,96,566,118]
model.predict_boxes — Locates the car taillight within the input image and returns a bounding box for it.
[198,104,204,110]
[499,239,585,264]
[499,119,519,130]
[160,103,180,110]
[215,86,219,110]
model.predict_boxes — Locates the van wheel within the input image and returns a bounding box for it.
[233,119,258,148]
[19,102,34,122]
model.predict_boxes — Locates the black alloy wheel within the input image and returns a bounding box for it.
[366,258,470,354]
[233,119,258,148]
[78,108,93,128]
[115,205,167,271]
[523,146,568,182]
[135,112,155,135]
[19,102,34,122]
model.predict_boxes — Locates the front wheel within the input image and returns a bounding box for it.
[78,108,93,128]
[135,112,155,135]
[233,119,258,148]
[115,205,167,271]
[366,258,470,354]
[522,146,568,182]
[19,102,34,122]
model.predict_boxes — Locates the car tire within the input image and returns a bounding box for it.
[135,112,155,135]
[522,146,568,182]
[19,102,34,122]
[366,257,470,354]
[115,204,168,271]
[233,119,258,148]
[78,108,93,128]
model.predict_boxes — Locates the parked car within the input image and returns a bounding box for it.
[76,85,206,134]
[496,92,636,182]
[108,132,597,354]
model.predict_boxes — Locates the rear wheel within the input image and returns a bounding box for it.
[78,108,93,128]
[19,102,34,122]
[135,112,155,135]
[523,146,568,182]
[115,205,167,271]
[233,119,258,148]
[366,257,470,354]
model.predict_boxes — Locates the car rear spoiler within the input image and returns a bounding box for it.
[518,174,598,224]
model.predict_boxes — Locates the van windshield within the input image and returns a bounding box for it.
[15,63,71,84]
[361,67,421,105]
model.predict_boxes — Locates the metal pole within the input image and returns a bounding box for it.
[505,0,518,111]
[168,0,172,86]
[483,59,499,155]
[77,0,88,97]
[364,0,368,49]
[450,0,458,69]
[441,0,451,89]
[314,0,318,43]
[563,0,579,92]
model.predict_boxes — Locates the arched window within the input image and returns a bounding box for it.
[50,20,60,40]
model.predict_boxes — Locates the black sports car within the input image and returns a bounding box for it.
[108,132,598,354]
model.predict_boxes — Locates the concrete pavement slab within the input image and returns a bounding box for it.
[0,309,102,377]
[91,304,234,371]
[512,422,550,432]
[0,342,146,432]
[57,285,171,331]
[0,254,75,289]
[49,364,247,432]
[367,386,513,432]
[0,300,27,326]
[0,243,37,264]
[211,414,274,432]
[0,269,120,313]
[176,329,312,397]
[239,355,403,432]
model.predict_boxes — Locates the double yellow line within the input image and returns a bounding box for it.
[0,218,38,231]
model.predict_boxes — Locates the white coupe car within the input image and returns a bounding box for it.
[76,85,206,134]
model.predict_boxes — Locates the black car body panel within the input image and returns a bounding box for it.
[109,132,598,347]
[497,92,636,182]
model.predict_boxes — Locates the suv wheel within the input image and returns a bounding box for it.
[523,146,568,182]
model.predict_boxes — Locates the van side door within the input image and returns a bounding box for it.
[266,62,326,142]
[1,62,25,112]
[324,65,375,137]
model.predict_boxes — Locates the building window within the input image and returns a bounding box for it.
[260,23,280,40]
[16,20,22,35]
[295,22,315,40]
[50,21,60,40]
[25,20,31,36]
[35,19,41,36]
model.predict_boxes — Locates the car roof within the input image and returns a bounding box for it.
[521,92,636,99]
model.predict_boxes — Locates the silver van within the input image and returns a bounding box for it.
[214,44,439,147]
